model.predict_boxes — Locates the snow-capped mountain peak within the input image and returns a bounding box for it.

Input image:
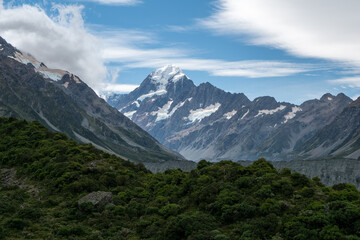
[150,65,188,89]
[107,65,354,162]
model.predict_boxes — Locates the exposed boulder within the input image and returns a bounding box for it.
[0,168,17,186]
[143,160,197,173]
[78,191,113,208]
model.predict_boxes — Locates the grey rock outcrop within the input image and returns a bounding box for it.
[1,168,18,186]
[78,191,113,208]
[143,160,197,173]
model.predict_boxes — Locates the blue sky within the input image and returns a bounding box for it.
[1,0,360,104]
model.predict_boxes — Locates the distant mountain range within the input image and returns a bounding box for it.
[0,37,183,163]
[2,32,360,170]
[106,65,358,162]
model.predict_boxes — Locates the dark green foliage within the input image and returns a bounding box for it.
[57,225,86,237]
[16,206,43,219]
[4,218,29,230]
[1,118,360,239]
[164,211,218,240]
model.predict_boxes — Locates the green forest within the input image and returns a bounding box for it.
[1,117,360,239]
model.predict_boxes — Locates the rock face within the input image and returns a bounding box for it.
[106,65,352,162]
[295,97,360,160]
[0,37,183,163]
[78,191,113,208]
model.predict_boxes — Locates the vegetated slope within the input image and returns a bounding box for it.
[0,37,183,163]
[239,159,360,190]
[107,65,352,162]
[2,118,360,239]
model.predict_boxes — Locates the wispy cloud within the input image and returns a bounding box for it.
[329,76,360,88]
[165,25,197,33]
[200,0,360,67]
[123,58,315,78]
[80,0,141,6]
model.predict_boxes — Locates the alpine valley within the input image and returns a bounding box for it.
[2,34,360,188]
[106,65,358,163]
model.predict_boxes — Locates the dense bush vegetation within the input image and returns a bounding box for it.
[1,117,360,239]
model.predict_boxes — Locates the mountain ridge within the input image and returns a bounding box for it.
[106,65,354,162]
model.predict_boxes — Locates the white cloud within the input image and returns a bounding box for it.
[329,76,360,88]
[352,95,360,100]
[0,4,106,90]
[0,1,320,95]
[102,83,139,93]
[201,0,360,66]
[80,0,141,5]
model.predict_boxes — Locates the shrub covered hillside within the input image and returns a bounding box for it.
[1,118,360,239]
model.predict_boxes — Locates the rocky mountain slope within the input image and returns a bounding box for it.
[107,65,352,161]
[0,37,183,163]
[295,97,360,160]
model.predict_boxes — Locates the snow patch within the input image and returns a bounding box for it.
[151,100,174,122]
[151,65,188,87]
[283,106,302,123]
[187,103,221,123]
[172,73,186,82]
[132,101,140,107]
[255,105,286,117]
[8,51,68,82]
[147,65,189,95]
[8,51,41,68]
[124,111,136,119]
[38,70,63,81]
[73,75,81,84]
[168,99,188,116]
[224,110,237,120]
[137,89,167,101]
[240,109,250,120]
[63,82,69,88]
[328,97,333,101]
